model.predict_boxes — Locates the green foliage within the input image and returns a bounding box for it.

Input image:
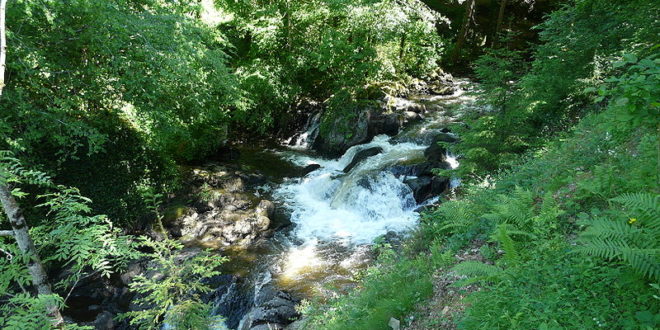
[119,238,226,330]
[576,193,660,280]
[35,187,137,284]
[455,0,660,177]
[0,294,66,329]
[321,2,660,324]
[0,156,137,328]
[473,34,525,112]
[459,250,659,329]
[3,0,244,161]
[217,0,446,133]
[450,261,504,287]
[1,0,244,226]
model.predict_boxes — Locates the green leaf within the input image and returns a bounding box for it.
[622,53,638,63]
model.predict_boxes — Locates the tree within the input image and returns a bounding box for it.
[492,0,508,46]
[119,238,226,329]
[0,0,64,325]
[450,0,476,64]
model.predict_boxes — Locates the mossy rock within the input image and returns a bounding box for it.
[163,204,193,225]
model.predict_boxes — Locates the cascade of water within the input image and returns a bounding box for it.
[445,151,461,188]
[274,135,427,244]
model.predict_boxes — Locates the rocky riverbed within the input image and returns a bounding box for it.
[64,74,478,330]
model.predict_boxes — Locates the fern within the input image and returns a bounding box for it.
[451,261,505,287]
[611,193,660,229]
[482,187,535,229]
[427,199,476,235]
[490,224,522,264]
[577,193,660,280]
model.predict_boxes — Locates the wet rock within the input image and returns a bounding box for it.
[343,147,383,172]
[313,106,404,157]
[387,159,452,178]
[175,196,274,247]
[388,162,434,177]
[170,164,278,247]
[382,95,425,114]
[404,176,450,203]
[424,132,459,162]
[285,318,309,330]
[120,260,148,286]
[426,69,456,95]
[356,176,374,191]
[205,275,252,329]
[93,311,115,329]
[257,200,275,218]
[301,163,321,176]
[432,132,459,144]
[238,273,300,330]
[313,108,371,157]
[404,111,422,123]
[368,111,403,137]
[429,82,455,95]
[424,143,446,162]
[276,99,323,141]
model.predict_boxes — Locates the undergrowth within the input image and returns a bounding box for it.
[304,34,659,330]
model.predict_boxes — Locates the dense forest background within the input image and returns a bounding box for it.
[0,0,658,329]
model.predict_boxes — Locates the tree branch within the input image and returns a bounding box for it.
[0,229,14,237]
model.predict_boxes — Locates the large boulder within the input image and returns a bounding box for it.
[313,107,403,157]
[301,163,321,176]
[403,111,422,123]
[424,133,458,162]
[426,69,456,95]
[368,111,403,137]
[313,109,371,157]
[404,176,450,203]
[343,147,383,173]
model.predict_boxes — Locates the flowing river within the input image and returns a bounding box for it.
[209,79,479,329]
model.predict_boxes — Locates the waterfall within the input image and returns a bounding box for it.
[274,135,425,244]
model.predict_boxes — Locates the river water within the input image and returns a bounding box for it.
[211,79,478,327]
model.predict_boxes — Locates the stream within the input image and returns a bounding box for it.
[208,79,479,329]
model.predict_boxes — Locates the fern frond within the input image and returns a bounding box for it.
[581,217,643,242]
[611,193,660,227]
[619,247,660,280]
[450,261,504,286]
[435,200,475,234]
[483,187,535,230]
[577,194,660,281]
[491,224,520,264]
[575,237,630,260]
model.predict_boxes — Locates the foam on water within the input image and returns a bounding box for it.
[274,135,425,244]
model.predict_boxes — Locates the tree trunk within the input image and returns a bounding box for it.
[399,33,406,60]
[0,0,64,326]
[451,0,476,64]
[493,0,508,47]
[0,186,64,325]
[0,0,6,95]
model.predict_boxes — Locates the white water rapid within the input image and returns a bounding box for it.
[275,135,425,244]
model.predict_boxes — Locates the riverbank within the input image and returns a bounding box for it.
[301,56,659,329]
